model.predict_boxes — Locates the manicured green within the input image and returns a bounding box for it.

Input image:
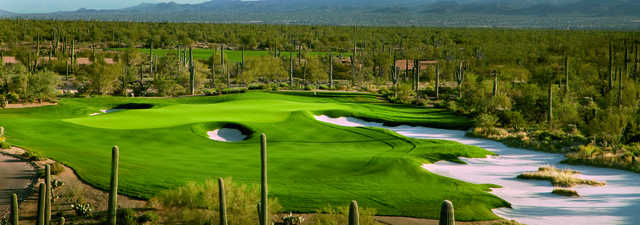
[112,48,352,63]
[0,91,506,220]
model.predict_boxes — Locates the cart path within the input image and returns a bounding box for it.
[0,153,36,217]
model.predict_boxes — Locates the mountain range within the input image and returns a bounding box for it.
[2,0,640,29]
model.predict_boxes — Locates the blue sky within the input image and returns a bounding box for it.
[0,0,207,13]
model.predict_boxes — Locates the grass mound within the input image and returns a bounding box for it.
[517,166,606,187]
[552,188,580,197]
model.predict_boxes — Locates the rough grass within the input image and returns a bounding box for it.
[0,91,505,220]
[150,178,282,225]
[552,188,580,197]
[517,166,606,187]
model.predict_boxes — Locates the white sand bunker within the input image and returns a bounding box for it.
[207,128,247,142]
[89,109,122,116]
[315,115,640,225]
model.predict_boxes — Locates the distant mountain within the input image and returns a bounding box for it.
[5,0,640,29]
[0,9,15,17]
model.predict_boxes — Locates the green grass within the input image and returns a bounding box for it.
[0,91,507,221]
[112,48,352,63]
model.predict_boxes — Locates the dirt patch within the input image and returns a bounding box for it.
[4,102,57,109]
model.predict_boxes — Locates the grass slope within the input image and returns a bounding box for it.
[112,48,352,63]
[0,91,506,220]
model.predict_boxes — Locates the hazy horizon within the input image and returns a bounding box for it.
[0,0,207,13]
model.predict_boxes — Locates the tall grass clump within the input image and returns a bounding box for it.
[517,166,605,187]
[150,178,281,225]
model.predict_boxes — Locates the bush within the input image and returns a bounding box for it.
[501,111,527,130]
[0,141,10,149]
[201,89,219,96]
[475,113,499,128]
[51,162,65,175]
[279,83,289,88]
[221,88,248,94]
[304,84,314,91]
[5,92,19,104]
[21,151,44,161]
[150,178,282,225]
[319,85,330,90]
[248,84,266,90]
[137,212,159,224]
[71,201,93,217]
[117,208,138,225]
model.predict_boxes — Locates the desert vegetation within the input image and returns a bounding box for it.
[517,166,605,188]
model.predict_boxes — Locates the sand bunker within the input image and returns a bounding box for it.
[207,128,247,142]
[315,115,640,225]
[89,109,122,116]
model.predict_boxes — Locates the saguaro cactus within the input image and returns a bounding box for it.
[218,178,227,225]
[45,165,51,225]
[108,146,119,225]
[492,71,498,97]
[564,55,569,94]
[329,53,334,89]
[435,64,440,99]
[37,184,45,225]
[439,200,455,225]
[455,62,466,98]
[548,82,553,125]
[149,41,154,78]
[189,47,195,95]
[11,193,18,225]
[349,200,359,225]
[289,45,294,88]
[260,134,268,225]
[609,42,614,90]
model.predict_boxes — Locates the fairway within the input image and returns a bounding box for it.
[113,48,353,63]
[0,92,507,220]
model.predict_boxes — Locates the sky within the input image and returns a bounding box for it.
[0,0,207,13]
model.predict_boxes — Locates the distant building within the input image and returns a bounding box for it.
[395,60,438,71]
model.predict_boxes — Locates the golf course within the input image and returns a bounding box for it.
[0,91,508,220]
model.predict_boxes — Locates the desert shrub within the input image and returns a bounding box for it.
[0,141,10,149]
[71,201,93,217]
[117,208,137,225]
[137,212,158,224]
[304,84,314,90]
[51,162,65,175]
[201,88,218,96]
[475,113,499,128]
[221,88,248,94]
[393,83,416,104]
[5,92,20,104]
[501,111,527,130]
[309,205,381,225]
[276,213,304,225]
[248,84,266,90]
[150,178,282,225]
[21,151,44,161]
